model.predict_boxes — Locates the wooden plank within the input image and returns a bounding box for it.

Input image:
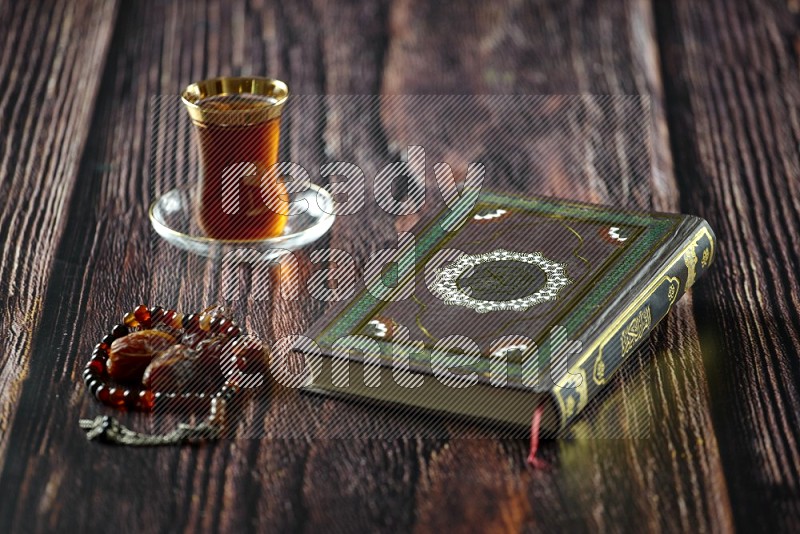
[0,0,118,461]
[0,0,424,531]
[380,0,734,530]
[270,2,433,531]
[0,0,300,530]
[0,0,749,532]
[657,0,800,529]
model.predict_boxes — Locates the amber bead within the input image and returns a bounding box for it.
[123,312,140,328]
[225,336,268,377]
[199,314,213,332]
[137,389,156,411]
[134,305,151,328]
[111,324,129,338]
[165,311,183,330]
[107,387,127,408]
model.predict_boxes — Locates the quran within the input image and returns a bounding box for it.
[297,190,715,434]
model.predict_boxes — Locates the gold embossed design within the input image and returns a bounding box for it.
[684,245,698,288]
[592,348,607,385]
[620,305,652,357]
[667,282,678,302]
[556,368,589,419]
[553,226,713,429]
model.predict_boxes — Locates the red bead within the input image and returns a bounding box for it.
[123,389,137,409]
[95,343,109,353]
[225,325,241,337]
[87,359,105,375]
[96,385,110,403]
[134,305,151,328]
[210,317,227,333]
[111,324,129,338]
[150,306,164,324]
[82,368,97,384]
[137,389,156,411]
[107,387,127,409]
[183,314,199,331]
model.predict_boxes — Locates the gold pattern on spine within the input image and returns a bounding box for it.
[553,227,713,429]
[684,245,698,288]
[593,349,607,385]
[557,368,588,419]
[620,305,652,357]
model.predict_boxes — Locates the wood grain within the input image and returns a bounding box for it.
[381,0,733,531]
[0,0,307,531]
[0,0,118,460]
[0,0,423,531]
[657,0,800,529]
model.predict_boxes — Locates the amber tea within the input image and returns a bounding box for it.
[182,78,289,240]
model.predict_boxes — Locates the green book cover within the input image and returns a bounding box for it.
[297,190,715,434]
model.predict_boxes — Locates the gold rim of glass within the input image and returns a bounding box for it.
[181,76,289,126]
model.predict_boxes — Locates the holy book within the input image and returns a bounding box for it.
[296,190,715,434]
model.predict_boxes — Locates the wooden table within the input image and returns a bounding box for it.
[1,0,799,531]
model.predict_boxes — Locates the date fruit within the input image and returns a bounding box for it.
[107,330,176,384]
[143,344,225,394]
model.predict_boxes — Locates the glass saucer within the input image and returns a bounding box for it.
[149,184,335,260]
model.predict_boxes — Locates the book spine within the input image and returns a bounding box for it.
[550,219,716,430]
